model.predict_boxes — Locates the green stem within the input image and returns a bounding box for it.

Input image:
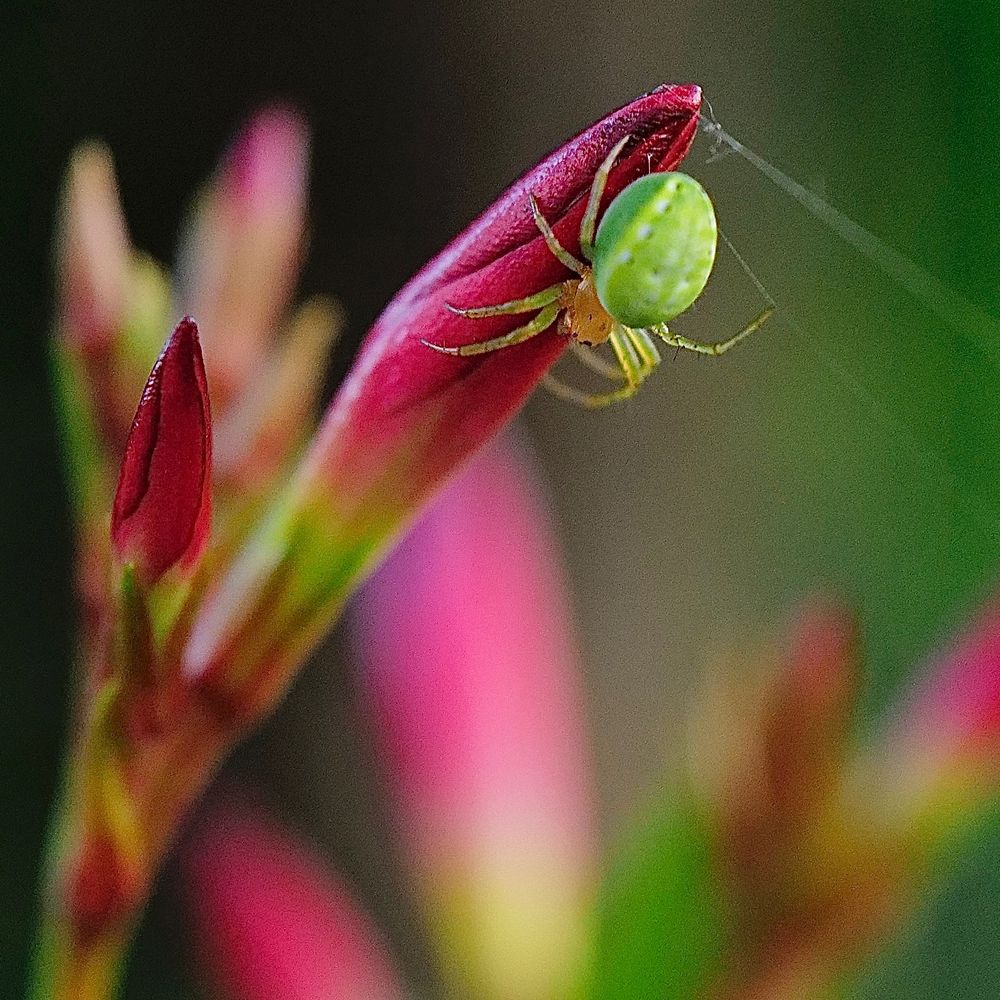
[28,765,129,1000]
[30,688,236,1000]
[29,915,128,1000]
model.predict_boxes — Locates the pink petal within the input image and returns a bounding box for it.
[176,105,309,411]
[56,142,131,352]
[892,596,1000,774]
[182,798,403,1000]
[355,440,596,998]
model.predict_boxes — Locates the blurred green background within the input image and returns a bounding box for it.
[3,0,1000,996]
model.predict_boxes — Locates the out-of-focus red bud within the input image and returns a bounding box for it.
[56,142,131,352]
[785,599,859,722]
[688,604,899,1000]
[765,600,859,806]
[111,317,212,582]
[182,798,403,1000]
[213,296,341,494]
[176,105,309,411]
[689,601,859,871]
[899,597,1000,759]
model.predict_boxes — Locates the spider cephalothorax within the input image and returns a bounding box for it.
[425,137,772,407]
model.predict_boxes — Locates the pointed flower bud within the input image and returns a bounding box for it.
[900,597,1000,757]
[111,317,212,582]
[355,441,596,1000]
[685,604,902,998]
[301,85,702,521]
[182,797,404,1000]
[52,142,135,503]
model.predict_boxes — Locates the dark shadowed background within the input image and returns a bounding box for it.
[4,1,1000,996]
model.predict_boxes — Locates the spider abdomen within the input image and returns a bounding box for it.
[592,172,718,329]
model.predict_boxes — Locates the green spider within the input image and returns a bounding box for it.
[423,137,774,408]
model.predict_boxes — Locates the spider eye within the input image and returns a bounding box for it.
[592,173,718,328]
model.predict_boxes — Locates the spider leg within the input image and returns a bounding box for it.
[542,325,652,408]
[624,326,662,371]
[541,371,645,409]
[608,324,646,387]
[652,306,775,357]
[423,303,561,356]
[529,196,587,275]
[541,373,631,408]
[579,135,630,261]
[570,341,626,381]
[445,283,565,319]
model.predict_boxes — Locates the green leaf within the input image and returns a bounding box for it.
[848,805,1000,1000]
[586,787,727,1000]
[50,342,109,524]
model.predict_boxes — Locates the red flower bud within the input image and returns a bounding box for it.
[301,84,703,517]
[899,596,1000,758]
[182,84,702,715]
[111,317,212,582]
[878,595,1000,822]
[355,441,596,999]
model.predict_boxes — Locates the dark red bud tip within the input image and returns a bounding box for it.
[112,317,212,582]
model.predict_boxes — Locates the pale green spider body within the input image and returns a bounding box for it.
[592,172,718,328]
[424,138,772,407]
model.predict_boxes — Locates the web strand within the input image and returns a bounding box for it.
[697,115,1000,364]
[691,107,997,530]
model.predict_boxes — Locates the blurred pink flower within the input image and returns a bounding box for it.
[354,439,596,1000]
[899,597,1000,755]
[685,595,1000,999]
[173,106,342,502]
[175,104,310,411]
[53,140,156,463]
[879,595,1000,829]
[182,797,403,1000]
[689,600,859,897]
